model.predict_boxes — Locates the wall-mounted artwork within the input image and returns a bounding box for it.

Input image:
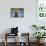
[37,0,46,18]
[10,8,24,18]
[36,0,46,26]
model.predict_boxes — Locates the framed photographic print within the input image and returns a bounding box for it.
[36,0,46,26]
[37,0,46,18]
[10,8,24,18]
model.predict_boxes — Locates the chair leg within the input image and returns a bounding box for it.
[15,34,18,46]
[4,41,7,46]
[4,33,7,46]
[16,34,18,46]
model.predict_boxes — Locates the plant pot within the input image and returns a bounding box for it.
[37,39,40,43]
[37,39,44,44]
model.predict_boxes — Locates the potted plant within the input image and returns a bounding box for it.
[32,25,39,30]
[40,26,45,29]
[33,32,46,43]
[32,24,45,30]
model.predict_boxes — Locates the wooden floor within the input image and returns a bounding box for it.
[0,42,46,46]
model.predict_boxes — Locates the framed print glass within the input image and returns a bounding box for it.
[37,0,46,18]
[36,0,46,26]
[10,8,24,18]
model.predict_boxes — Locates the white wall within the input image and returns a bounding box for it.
[0,0,36,42]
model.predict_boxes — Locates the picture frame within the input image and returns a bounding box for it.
[10,8,24,18]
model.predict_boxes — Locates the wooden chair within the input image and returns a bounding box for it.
[4,33,18,46]
[20,33,30,46]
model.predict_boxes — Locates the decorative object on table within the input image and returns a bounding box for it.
[11,27,18,34]
[10,8,24,18]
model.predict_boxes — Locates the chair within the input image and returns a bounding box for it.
[18,33,30,46]
[4,33,18,46]
[4,27,19,46]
